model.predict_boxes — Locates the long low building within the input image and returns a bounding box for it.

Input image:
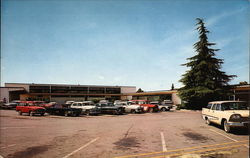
[1,83,136,104]
[0,83,180,104]
[1,83,249,105]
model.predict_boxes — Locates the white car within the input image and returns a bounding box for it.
[150,101,173,111]
[71,101,101,115]
[65,101,75,105]
[116,101,143,113]
[202,101,249,133]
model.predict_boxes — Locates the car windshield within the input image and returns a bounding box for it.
[221,102,249,110]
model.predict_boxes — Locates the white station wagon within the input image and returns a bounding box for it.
[115,101,143,113]
[202,101,249,132]
[71,101,101,115]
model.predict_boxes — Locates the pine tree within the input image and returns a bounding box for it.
[136,88,144,93]
[171,83,174,90]
[178,18,236,110]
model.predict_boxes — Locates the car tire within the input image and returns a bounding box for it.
[64,111,69,117]
[149,108,153,113]
[41,113,45,116]
[18,111,22,115]
[223,120,231,133]
[161,108,167,112]
[206,118,211,125]
[85,110,90,116]
[30,111,34,116]
[117,108,123,115]
[131,109,136,114]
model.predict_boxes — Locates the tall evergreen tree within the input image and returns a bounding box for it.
[171,83,174,90]
[136,88,144,93]
[178,18,236,109]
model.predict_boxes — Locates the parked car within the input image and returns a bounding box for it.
[162,100,174,109]
[96,102,125,115]
[150,100,173,111]
[202,101,249,133]
[65,101,75,105]
[116,101,143,113]
[99,100,109,104]
[45,103,82,117]
[2,100,20,109]
[41,102,57,108]
[114,100,122,105]
[71,101,101,115]
[130,100,159,112]
[16,101,46,116]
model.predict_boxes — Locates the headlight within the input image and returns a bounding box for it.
[229,114,242,121]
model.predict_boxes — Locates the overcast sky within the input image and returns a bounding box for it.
[1,0,249,91]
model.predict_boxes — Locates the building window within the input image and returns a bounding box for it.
[106,88,121,94]
[30,86,50,93]
[89,87,105,94]
[70,87,88,93]
[51,86,70,93]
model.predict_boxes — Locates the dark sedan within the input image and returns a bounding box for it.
[96,102,125,115]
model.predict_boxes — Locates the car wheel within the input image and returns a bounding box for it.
[161,108,167,112]
[117,108,123,115]
[85,110,90,116]
[64,111,69,117]
[30,111,34,116]
[223,120,231,133]
[148,108,153,113]
[206,118,211,125]
[41,113,45,116]
[131,109,136,114]
[18,111,22,115]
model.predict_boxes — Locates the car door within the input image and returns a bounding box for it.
[71,102,81,111]
[77,103,83,111]
[210,104,222,125]
[23,103,30,113]
[209,103,218,124]
[214,104,224,124]
[82,103,88,112]
[84,102,93,111]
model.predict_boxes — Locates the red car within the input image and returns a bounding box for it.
[130,100,159,112]
[16,101,46,116]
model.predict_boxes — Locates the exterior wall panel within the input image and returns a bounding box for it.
[121,87,136,93]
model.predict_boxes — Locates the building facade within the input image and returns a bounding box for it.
[3,83,136,104]
[1,83,249,105]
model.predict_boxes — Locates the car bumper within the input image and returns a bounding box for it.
[227,122,249,127]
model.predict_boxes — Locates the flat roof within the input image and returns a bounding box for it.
[208,100,246,104]
[123,90,177,96]
[5,83,136,88]
[0,87,25,89]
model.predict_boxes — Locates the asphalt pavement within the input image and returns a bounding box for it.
[0,110,249,158]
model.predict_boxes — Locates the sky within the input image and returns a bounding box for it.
[1,0,249,91]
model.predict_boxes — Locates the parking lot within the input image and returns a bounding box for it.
[0,110,249,158]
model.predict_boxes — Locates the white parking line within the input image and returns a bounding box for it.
[62,137,99,158]
[160,132,167,151]
[160,132,169,158]
[1,127,34,130]
[209,129,249,148]
[1,144,16,149]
